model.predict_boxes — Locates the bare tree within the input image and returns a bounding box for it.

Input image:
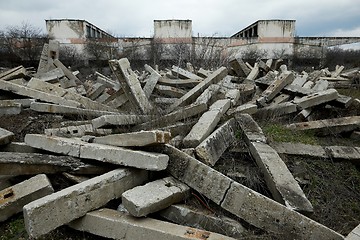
[59,45,83,67]
[193,35,224,70]
[2,22,48,61]
[84,38,117,63]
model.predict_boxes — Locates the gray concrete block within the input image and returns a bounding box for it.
[155,84,186,98]
[23,168,148,238]
[0,127,14,145]
[167,67,227,112]
[254,102,297,118]
[88,130,171,147]
[183,99,230,148]
[122,177,190,217]
[195,118,238,166]
[171,65,203,80]
[91,114,148,129]
[0,174,53,222]
[86,83,106,100]
[143,64,161,98]
[79,142,169,171]
[235,113,267,143]
[0,100,21,115]
[259,71,294,103]
[293,88,338,110]
[45,124,112,137]
[155,144,343,239]
[249,141,313,213]
[69,208,236,240]
[159,204,245,238]
[270,142,328,158]
[194,84,220,106]
[109,58,153,114]
[30,102,119,118]
[25,134,169,171]
[0,79,81,108]
[0,142,40,153]
[227,103,258,116]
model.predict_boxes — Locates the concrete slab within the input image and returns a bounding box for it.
[158,77,201,88]
[25,134,169,171]
[69,208,236,240]
[155,84,186,98]
[154,97,178,105]
[86,82,106,100]
[194,84,220,106]
[0,152,111,175]
[270,142,328,158]
[0,142,40,153]
[167,67,227,112]
[53,59,79,87]
[246,62,260,80]
[0,100,21,115]
[122,177,190,217]
[225,89,241,106]
[286,116,360,136]
[109,58,153,114]
[0,66,27,81]
[36,68,64,83]
[249,141,314,213]
[195,118,238,166]
[0,127,14,145]
[197,68,212,78]
[234,113,267,143]
[155,144,343,240]
[91,114,148,129]
[23,168,148,238]
[254,102,297,118]
[45,124,112,137]
[346,224,360,240]
[159,204,245,238]
[87,130,171,147]
[143,64,162,98]
[171,65,203,80]
[0,79,81,108]
[229,56,251,77]
[27,78,117,112]
[30,102,119,118]
[133,103,207,131]
[293,89,338,110]
[227,103,258,116]
[183,99,231,148]
[0,174,53,222]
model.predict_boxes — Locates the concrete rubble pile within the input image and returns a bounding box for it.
[0,41,360,239]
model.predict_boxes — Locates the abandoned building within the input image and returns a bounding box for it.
[39,19,360,63]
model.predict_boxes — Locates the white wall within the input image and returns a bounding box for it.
[258,20,295,38]
[46,20,86,43]
[154,20,192,39]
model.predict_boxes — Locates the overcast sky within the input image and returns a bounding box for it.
[0,0,359,38]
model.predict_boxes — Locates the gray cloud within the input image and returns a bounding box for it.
[0,0,359,38]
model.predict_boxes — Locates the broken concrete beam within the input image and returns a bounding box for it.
[95,71,120,90]
[292,88,338,110]
[257,71,294,105]
[0,127,14,145]
[30,102,119,118]
[254,102,297,118]
[229,56,251,77]
[69,208,236,240]
[53,59,78,87]
[133,103,207,131]
[154,97,178,105]
[292,73,308,87]
[27,78,117,112]
[248,141,314,213]
[329,94,353,108]
[122,177,190,217]
[160,121,197,137]
[106,92,129,109]
[197,68,212,78]
[346,224,360,240]
[23,168,148,238]
[0,79,81,108]
[143,64,162,98]
[312,79,329,92]
[286,116,360,136]
[195,118,238,166]
[35,68,64,83]
[25,134,169,171]
[246,62,259,80]
[227,103,258,116]
[0,152,112,175]
[234,113,267,143]
[183,99,231,148]
[270,142,328,158]
[159,204,245,238]
[0,100,21,115]
[37,43,52,74]
[86,83,106,100]
[155,144,343,240]
[109,58,153,114]
[270,93,291,105]
[171,65,203,80]
[45,124,112,137]
[324,146,360,163]
[158,77,201,88]
[331,65,345,78]
[225,89,241,106]
[91,114,148,129]
[86,130,171,147]
[0,66,27,81]
[167,67,227,112]
[155,84,186,98]
[194,84,220,106]
[94,91,111,103]
[0,174,54,222]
